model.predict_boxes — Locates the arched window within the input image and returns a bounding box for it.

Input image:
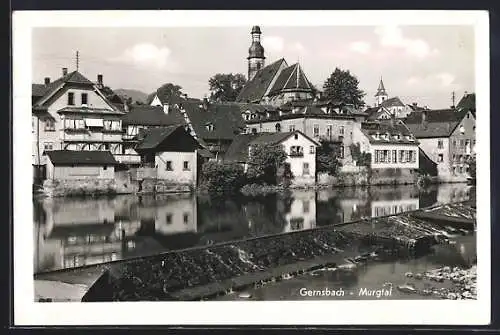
[275,123,281,132]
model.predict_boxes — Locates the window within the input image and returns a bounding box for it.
[81,93,88,105]
[399,150,405,163]
[339,126,345,135]
[438,154,444,162]
[452,154,457,162]
[303,200,310,213]
[166,161,173,171]
[326,125,333,138]
[392,150,397,163]
[374,150,379,163]
[183,213,189,224]
[290,146,303,157]
[103,165,108,170]
[452,140,457,147]
[289,125,296,132]
[294,133,298,140]
[166,214,172,224]
[460,139,465,147]
[206,124,214,132]
[437,139,443,149]
[43,142,53,151]
[339,146,345,159]
[465,139,471,147]
[408,150,414,163]
[313,124,319,137]
[67,92,75,105]
[32,117,36,133]
[103,120,112,130]
[183,161,190,171]
[44,119,55,131]
[309,146,315,154]
[275,123,281,132]
[303,162,310,175]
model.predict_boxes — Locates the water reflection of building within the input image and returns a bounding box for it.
[435,184,473,204]
[283,190,316,232]
[371,198,419,217]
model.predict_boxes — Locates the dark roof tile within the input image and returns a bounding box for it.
[122,105,186,126]
[135,125,181,150]
[236,58,286,103]
[46,150,118,165]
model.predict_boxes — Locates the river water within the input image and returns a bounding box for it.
[33,183,475,275]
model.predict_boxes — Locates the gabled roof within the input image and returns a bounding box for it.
[121,105,186,126]
[380,96,405,108]
[457,93,475,112]
[236,58,287,103]
[224,134,260,162]
[268,63,313,96]
[46,150,118,165]
[360,120,417,145]
[225,131,319,162]
[366,106,391,121]
[249,130,319,146]
[403,109,470,138]
[33,70,115,110]
[135,125,182,150]
[182,101,246,141]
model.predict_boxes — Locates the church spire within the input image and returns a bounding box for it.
[247,26,266,81]
[375,77,388,106]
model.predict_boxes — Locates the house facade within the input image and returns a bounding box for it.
[32,69,124,174]
[245,106,357,169]
[134,125,207,185]
[226,131,319,186]
[352,119,420,170]
[45,150,118,181]
[404,109,475,182]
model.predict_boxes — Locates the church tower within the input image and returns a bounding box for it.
[375,77,388,106]
[247,26,266,81]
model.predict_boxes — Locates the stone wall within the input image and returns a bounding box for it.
[140,178,193,194]
[318,167,418,187]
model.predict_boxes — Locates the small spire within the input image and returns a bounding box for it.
[296,63,300,88]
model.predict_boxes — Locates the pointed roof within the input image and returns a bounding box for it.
[380,96,405,108]
[268,63,313,96]
[33,70,113,109]
[375,77,388,97]
[457,92,475,112]
[236,58,287,103]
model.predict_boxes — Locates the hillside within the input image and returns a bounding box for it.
[114,89,149,104]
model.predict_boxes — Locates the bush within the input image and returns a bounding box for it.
[246,144,289,185]
[200,161,245,194]
[468,156,476,179]
[316,141,342,176]
[240,183,283,197]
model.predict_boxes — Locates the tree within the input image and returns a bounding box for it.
[208,73,247,102]
[316,141,342,176]
[147,83,184,104]
[467,156,476,179]
[200,161,245,194]
[246,144,288,185]
[322,68,365,108]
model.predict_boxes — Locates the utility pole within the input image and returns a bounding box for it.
[76,51,79,71]
[452,91,456,108]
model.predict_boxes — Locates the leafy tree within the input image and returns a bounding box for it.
[468,155,476,179]
[322,68,365,108]
[200,161,245,194]
[350,143,371,167]
[208,73,247,102]
[246,144,289,185]
[316,141,342,176]
[147,83,184,104]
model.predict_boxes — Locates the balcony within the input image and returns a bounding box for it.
[114,154,141,165]
[289,151,304,158]
[319,135,344,143]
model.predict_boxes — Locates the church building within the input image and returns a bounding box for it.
[236,26,317,107]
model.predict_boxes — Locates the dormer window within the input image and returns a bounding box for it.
[396,134,401,140]
[206,124,214,132]
[460,125,465,134]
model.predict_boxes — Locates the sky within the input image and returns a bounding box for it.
[32,25,475,109]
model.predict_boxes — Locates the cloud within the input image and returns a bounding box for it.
[261,36,285,53]
[435,73,455,87]
[349,41,371,54]
[111,43,180,71]
[374,25,438,59]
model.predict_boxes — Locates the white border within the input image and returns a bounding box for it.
[13,10,490,326]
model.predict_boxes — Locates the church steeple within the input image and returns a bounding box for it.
[375,77,388,106]
[247,26,266,81]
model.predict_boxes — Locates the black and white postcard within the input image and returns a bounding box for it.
[13,10,490,325]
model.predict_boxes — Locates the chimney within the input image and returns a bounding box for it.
[62,67,68,76]
[412,102,417,107]
[390,112,395,127]
[97,74,103,88]
[422,109,428,125]
[163,104,170,114]
[44,77,50,85]
[183,93,188,100]
[202,97,209,111]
